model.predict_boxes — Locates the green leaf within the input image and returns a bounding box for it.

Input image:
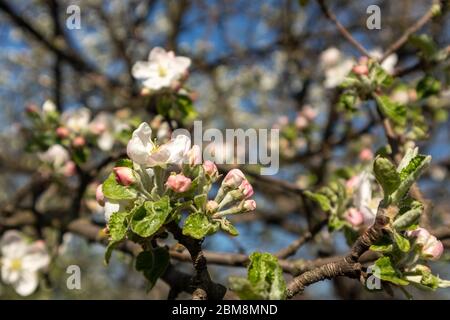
[135,251,154,272]
[409,34,438,58]
[374,256,409,286]
[194,194,207,211]
[104,240,121,265]
[103,173,137,200]
[393,207,422,231]
[108,211,129,241]
[135,248,170,290]
[370,236,393,253]
[392,154,431,204]
[220,219,239,236]
[375,94,406,126]
[131,197,171,238]
[370,63,394,87]
[115,158,134,168]
[338,92,358,112]
[182,212,216,239]
[393,231,411,253]
[230,252,286,300]
[304,191,332,212]
[417,75,441,99]
[373,156,401,196]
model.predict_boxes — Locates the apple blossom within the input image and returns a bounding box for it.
[0,231,50,296]
[96,184,105,206]
[345,207,364,227]
[61,107,91,133]
[63,161,77,177]
[165,174,192,193]
[127,122,191,167]
[203,160,218,177]
[407,227,444,261]
[222,169,246,189]
[206,200,219,213]
[243,199,257,212]
[186,145,202,166]
[39,144,70,169]
[295,114,308,130]
[56,126,70,139]
[113,167,136,186]
[42,100,56,114]
[131,47,191,91]
[72,136,86,148]
[359,148,374,161]
[352,64,369,76]
[238,180,254,199]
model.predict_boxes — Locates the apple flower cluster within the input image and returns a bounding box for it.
[95,122,256,255]
[0,231,50,296]
[132,47,191,93]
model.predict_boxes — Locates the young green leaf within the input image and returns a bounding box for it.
[131,197,171,237]
[103,173,137,200]
[373,156,401,196]
[230,252,286,300]
[373,256,409,286]
[108,211,129,241]
[182,212,215,239]
[374,94,406,126]
[304,191,332,212]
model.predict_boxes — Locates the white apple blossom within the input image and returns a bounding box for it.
[0,231,49,296]
[127,122,191,167]
[88,112,129,151]
[320,47,354,88]
[132,47,191,91]
[61,107,91,133]
[370,49,398,74]
[38,144,70,168]
[352,172,380,226]
[42,100,56,114]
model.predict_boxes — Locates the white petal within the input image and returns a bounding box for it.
[62,107,91,133]
[149,47,168,62]
[1,231,28,258]
[164,135,191,165]
[98,132,115,151]
[42,100,56,113]
[172,56,191,73]
[126,122,154,165]
[131,61,152,79]
[22,243,50,272]
[104,200,121,222]
[2,264,20,284]
[13,271,39,296]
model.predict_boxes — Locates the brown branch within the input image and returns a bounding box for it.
[380,0,440,62]
[286,214,389,298]
[316,0,371,57]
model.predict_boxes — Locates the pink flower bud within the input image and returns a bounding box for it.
[187,145,202,166]
[25,104,39,114]
[358,56,369,65]
[407,227,431,247]
[359,148,374,162]
[56,126,70,139]
[206,200,219,213]
[72,136,86,148]
[222,169,246,189]
[165,174,192,193]
[422,237,444,261]
[90,122,106,135]
[203,160,218,177]
[96,184,105,206]
[243,199,256,212]
[113,167,136,186]
[63,161,76,177]
[238,180,254,199]
[345,208,364,227]
[301,105,317,121]
[295,114,308,130]
[352,64,369,76]
[407,227,444,261]
[277,116,289,126]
